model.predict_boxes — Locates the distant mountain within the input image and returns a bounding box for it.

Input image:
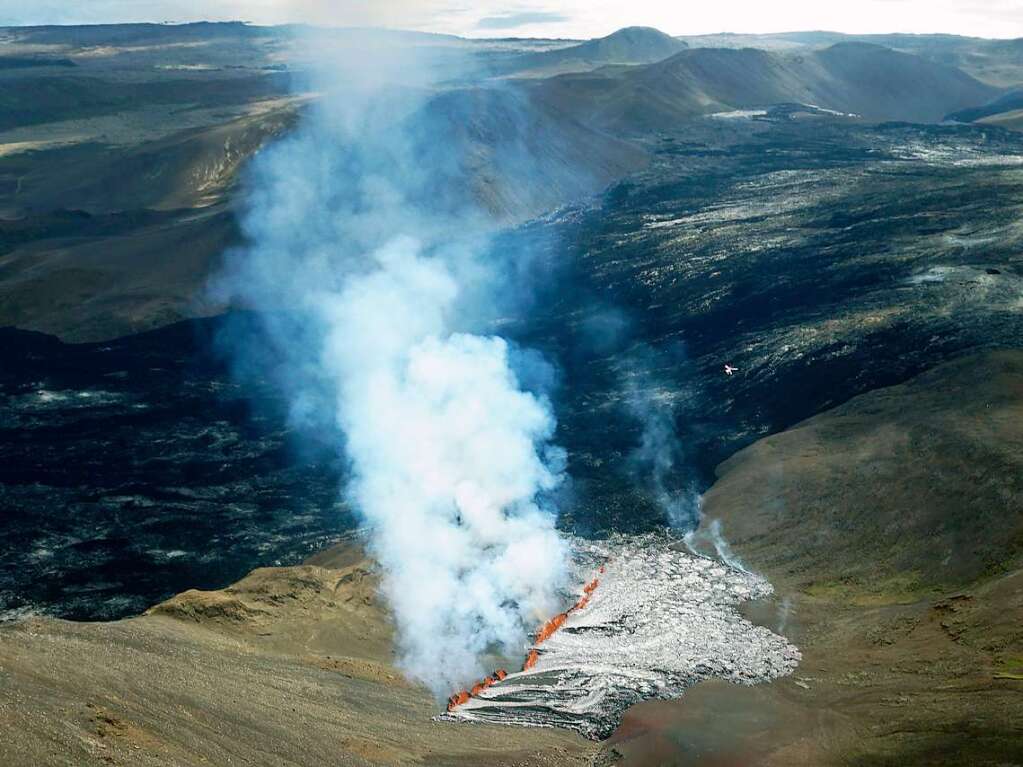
[0,22,467,47]
[507,26,688,75]
[406,41,999,218]
[557,26,687,63]
[680,31,1023,87]
[532,42,1001,134]
[409,85,648,220]
[976,109,1023,131]
[809,42,1000,121]
[0,21,278,46]
[947,89,1023,123]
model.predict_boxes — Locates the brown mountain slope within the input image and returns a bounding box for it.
[982,109,1023,132]
[667,351,1023,766]
[533,43,1000,135]
[704,350,1023,594]
[0,48,648,342]
[0,544,596,767]
[3,353,1022,765]
[0,102,300,214]
[413,85,648,220]
[678,32,1023,88]
[506,27,688,76]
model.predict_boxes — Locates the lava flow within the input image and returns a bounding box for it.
[447,669,508,711]
[440,536,801,740]
[447,568,604,709]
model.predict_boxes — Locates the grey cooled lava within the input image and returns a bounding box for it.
[442,533,801,739]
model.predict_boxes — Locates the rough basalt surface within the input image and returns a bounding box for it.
[443,534,800,739]
[4,120,1023,622]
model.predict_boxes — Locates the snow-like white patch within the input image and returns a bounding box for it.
[907,265,959,284]
[21,389,127,409]
[155,64,218,71]
[890,141,1023,168]
[800,103,859,118]
[146,549,189,563]
[943,233,998,249]
[708,109,768,120]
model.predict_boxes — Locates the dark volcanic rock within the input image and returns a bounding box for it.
[3,119,1022,622]
[506,120,1023,533]
[0,318,353,620]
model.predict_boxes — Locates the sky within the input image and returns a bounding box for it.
[1,0,1021,40]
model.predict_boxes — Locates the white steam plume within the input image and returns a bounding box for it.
[620,348,746,571]
[621,345,701,530]
[214,30,569,696]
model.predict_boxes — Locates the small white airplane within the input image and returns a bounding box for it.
[724,364,739,376]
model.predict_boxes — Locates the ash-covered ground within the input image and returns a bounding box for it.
[443,534,800,739]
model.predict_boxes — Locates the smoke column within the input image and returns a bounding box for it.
[214,31,569,695]
[619,345,745,568]
[620,345,702,530]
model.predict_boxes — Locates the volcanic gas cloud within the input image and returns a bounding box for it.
[215,30,570,696]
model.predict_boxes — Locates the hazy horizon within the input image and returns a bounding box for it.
[0,1,1020,41]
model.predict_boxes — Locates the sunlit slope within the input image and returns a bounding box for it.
[505,26,688,76]
[694,352,1023,765]
[534,43,999,134]
[705,351,1023,593]
[0,543,597,766]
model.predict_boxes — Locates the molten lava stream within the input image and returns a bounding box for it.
[446,669,510,711]
[447,568,605,710]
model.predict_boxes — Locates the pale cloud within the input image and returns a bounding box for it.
[0,1,459,28]
[497,0,1023,40]
[0,0,1020,39]
[476,11,570,30]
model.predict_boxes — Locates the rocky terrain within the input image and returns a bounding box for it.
[675,351,1023,766]
[0,540,599,766]
[2,19,1023,767]
[0,23,1015,340]
[0,318,351,621]
[4,115,1022,624]
[2,353,1019,766]
[0,23,654,339]
[517,117,1023,532]
[445,535,799,739]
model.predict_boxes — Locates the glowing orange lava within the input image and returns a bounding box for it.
[447,567,605,710]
